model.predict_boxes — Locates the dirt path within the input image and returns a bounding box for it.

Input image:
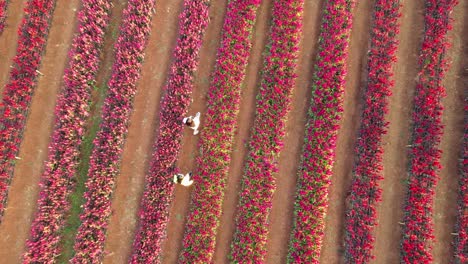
[209,1,272,262]
[372,0,424,263]
[264,0,323,263]
[433,1,467,262]
[0,0,80,262]
[0,0,27,97]
[101,0,184,262]
[319,0,373,263]
[159,1,227,263]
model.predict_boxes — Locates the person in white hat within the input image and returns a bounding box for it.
[183,112,201,135]
[173,172,194,187]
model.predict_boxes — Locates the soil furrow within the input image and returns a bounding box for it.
[319,0,373,262]
[160,0,227,263]
[372,0,425,263]
[210,0,273,262]
[0,0,27,97]
[433,1,467,262]
[102,0,183,262]
[0,0,80,262]
[264,0,324,263]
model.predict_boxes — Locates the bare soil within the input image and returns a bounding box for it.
[161,0,228,262]
[320,0,373,262]
[102,0,184,262]
[264,0,324,263]
[210,0,272,262]
[0,0,80,262]
[372,0,425,263]
[0,0,28,98]
[433,2,467,263]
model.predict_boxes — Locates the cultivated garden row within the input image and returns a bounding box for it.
[0,0,56,223]
[130,0,211,262]
[400,0,458,263]
[23,0,113,262]
[343,0,401,262]
[287,0,355,262]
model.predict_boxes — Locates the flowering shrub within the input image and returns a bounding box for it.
[343,0,401,262]
[178,1,261,262]
[400,0,458,263]
[0,0,8,34]
[129,1,210,262]
[22,1,112,263]
[70,0,156,262]
[287,0,355,263]
[453,102,467,263]
[228,1,303,262]
[0,0,56,222]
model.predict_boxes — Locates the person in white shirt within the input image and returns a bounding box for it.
[183,112,201,135]
[173,172,194,187]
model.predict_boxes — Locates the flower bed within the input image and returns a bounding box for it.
[228,0,303,262]
[22,1,113,263]
[129,1,210,262]
[0,0,56,222]
[453,102,467,263]
[178,1,261,262]
[287,0,355,263]
[400,0,458,263]
[70,0,156,262]
[0,0,8,34]
[343,0,401,262]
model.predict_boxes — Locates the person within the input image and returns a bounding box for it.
[183,112,201,135]
[173,172,194,187]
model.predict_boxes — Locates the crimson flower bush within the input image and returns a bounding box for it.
[287,0,355,263]
[453,101,467,263]
[23,1,113,263]
[0,0,56,222]
[178,1,261,262]
[128,0,210,262]
[70,0,156,262]
[400,0,458,263]
[343,0,401,262]
[0,0,8,34]
[229,1,303,262]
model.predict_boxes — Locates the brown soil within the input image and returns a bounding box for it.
[210,0,272,262]
[372,0,425,263]
[264,0,324,263]
[433,1,467,263]
[102,0,184,262]
[0,0,80,262]
[160,0,228,263]
[0,0,28,98]
[319,0,373,263]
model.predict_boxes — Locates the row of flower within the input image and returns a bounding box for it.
[343,0,401,262]
[0,0,56,222]
[229,1,303,262]
[178,1,262,262]
[69,0,156,262]
[400,0,458,263]
[22,1,113,263]
[453,100,467,263]
[287,0,355,263]
[0,0,7,34]
[129,0,210,262]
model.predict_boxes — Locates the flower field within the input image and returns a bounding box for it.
[343,0,401,262]
[0,0,465,263]
[0,0,56,222]
[400,0,458,263]
[0,0,7,34]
